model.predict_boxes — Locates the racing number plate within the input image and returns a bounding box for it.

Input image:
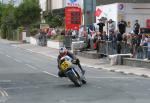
[60,61,70,71]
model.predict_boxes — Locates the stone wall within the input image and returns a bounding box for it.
[123,58,150,68]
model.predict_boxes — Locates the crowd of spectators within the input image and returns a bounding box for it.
[76,19,150,60]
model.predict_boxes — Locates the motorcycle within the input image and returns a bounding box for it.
[59,55,86,87]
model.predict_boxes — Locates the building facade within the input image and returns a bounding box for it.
[96,0,150,5]
[41,0,96,25]
[1,0,23,6]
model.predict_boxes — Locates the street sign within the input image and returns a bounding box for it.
[65,7,82,30]
[66,0,80,7]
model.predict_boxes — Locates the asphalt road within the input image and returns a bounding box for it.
[0,41,150,103]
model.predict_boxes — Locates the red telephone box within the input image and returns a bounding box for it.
[65,7,82,30]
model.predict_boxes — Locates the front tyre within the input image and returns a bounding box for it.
[66,70,82,87]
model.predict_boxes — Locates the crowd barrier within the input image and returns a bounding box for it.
[94,40,148,59]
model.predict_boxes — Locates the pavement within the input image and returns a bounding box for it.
[1,38,150,78]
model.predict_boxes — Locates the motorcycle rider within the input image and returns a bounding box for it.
[57,47,85,77]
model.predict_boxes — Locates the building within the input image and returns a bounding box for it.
[40,0,96,25]
[1,0,23,6]
[96,0,150,5]
[96,2,150,32]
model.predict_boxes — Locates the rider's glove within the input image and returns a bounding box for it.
[72,59,77,64]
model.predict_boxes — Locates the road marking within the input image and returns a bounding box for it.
[3,86,39,90]
[2,90,8,97]
[24,48,57,59]
[6,55,11,58]
[0,89,8,97]
[43,71,58,78]
[47,55,57,59]
[0,80,11,83]
[14,58,22,63]
[11,45,18,48]
[26,49,34,53]
[0,91,5,97]
[25,64,37,70]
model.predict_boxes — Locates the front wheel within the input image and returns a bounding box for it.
[66,70,82,87]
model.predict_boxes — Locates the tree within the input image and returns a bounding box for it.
[43,11,64,28]
[15,0,41,36]
[0,3,16,39]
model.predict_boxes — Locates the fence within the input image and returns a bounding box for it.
[93,40,149,59]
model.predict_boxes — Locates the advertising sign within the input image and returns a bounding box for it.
[66,0,80,7]
[65,7,82,30]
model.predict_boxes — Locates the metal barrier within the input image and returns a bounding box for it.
[63,36,72,49]
[96,40,148,59]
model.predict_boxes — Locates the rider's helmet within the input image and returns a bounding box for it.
[59,47,67,56]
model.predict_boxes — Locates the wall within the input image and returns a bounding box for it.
[96,0,150,6]
[51,0,64,9]
[124,3,150,32]
[96,3,150,33]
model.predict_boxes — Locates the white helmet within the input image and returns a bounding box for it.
[59,47,67,54]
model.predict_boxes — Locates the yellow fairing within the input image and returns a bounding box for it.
[60,61,71,71]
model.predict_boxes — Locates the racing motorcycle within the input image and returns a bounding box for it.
[59,55,86,87]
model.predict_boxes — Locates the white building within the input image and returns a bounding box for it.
[96,3,150,32]
[39,0,83,12]
[39,0,46,11]
[1,0,23,6]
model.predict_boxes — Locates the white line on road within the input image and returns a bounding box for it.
[43,71,58,78]
[6,55,11,58]
[0,80,11,83]
[14,58,22,63]
[0,89,8,97]
[3,86,39,90]
[26,49,34,53]
[2,90,8,97]
[47,55,57,59]
[25,64,37,70]
[0,91,5,97]
[11,45,18,48]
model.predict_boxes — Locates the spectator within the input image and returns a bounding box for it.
[61,29,65,36]
[140,35,148,46]
[102,31,108,41]
[108,31,117,54]
[88,24,96,41]
[51,28,57,36]
[118,19,127,35]
[139,35,148,59]
[133,20,140,35]
[108,19,115,34]
[93,32,102,52]
[116,31,123,54]
[47,28,52,38]
[97,19,105,33]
